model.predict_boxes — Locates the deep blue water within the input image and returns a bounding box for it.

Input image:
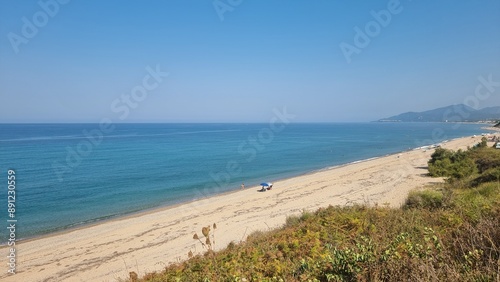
[0,122,489,242]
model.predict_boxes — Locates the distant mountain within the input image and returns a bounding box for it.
[378,105,500,122]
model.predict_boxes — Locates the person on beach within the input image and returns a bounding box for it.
[241,183,245,189]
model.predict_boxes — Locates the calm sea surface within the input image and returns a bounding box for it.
[0,123,489,242]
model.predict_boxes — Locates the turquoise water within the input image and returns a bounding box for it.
[0,122,489,242]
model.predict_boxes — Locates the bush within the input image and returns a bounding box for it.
[469,147,500,173]
[428,148,454,177]
[453,183,500,222]
[448,157,477,180]
[428,148,476,180]
[405,189,444,210]
[470,167,500,186]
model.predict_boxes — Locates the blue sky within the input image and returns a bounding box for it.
[1,0,499,122]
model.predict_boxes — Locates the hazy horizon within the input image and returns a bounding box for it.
[1,1,499,123]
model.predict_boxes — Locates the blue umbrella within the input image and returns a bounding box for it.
[260,182,272,187]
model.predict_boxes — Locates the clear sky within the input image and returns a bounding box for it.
[1,0,499,123]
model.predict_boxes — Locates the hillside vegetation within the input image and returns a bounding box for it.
[378,104,500,122]
[132,140,500,281]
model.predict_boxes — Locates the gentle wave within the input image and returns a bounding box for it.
[0,129,241,142]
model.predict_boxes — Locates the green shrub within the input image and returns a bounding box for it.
[451,157,477,180]
[468,146,500,173]
[470,167,500,186]
[453,183,500,222]
[428,148,476,179]
[428,148,454,177]
[405,189,444,210]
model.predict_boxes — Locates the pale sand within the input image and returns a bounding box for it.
[1,136,485,282]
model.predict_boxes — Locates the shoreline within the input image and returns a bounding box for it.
[0,135,488,281]
[6,138,455,245]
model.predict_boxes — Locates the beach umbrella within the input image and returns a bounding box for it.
[260,182,272,187]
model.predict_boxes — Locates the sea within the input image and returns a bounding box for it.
[0,122,490,242]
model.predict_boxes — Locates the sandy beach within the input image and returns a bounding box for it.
[1,135,485,282]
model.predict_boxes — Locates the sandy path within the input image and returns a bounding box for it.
[0,136,483,282]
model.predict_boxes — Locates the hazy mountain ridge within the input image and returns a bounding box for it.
[379,105,500,122]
